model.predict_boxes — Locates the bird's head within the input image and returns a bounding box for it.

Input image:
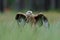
[26,11,32,16]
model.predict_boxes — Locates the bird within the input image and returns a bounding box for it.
[15,11,49,29]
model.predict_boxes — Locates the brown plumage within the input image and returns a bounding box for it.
[15,11,49,30]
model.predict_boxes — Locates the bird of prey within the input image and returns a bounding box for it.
[15,11,49,29]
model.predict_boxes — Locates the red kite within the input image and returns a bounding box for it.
[15,11,49,29]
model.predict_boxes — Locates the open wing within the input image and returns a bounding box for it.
[15,12,27,27]
[34,13,49,28]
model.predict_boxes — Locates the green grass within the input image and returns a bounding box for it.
[0,11,60,40]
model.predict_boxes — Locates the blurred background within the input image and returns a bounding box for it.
[0,0,60,12]
[0,0,60,40]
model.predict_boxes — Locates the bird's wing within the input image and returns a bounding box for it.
[34,13,49,28]
[15,12,26,20]
[15,12,27,27]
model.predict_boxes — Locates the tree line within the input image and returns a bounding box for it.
[0,0,60,12]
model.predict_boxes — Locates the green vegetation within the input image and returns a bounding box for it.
[0,11,60,40]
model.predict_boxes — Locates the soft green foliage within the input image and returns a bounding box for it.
[0,11,60,40]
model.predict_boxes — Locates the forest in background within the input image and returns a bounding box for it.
[0,0,60,12]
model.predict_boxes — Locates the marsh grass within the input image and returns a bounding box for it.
[0,11,60,40]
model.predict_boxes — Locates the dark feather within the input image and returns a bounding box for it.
[15,13,27,27]
[34,14,49,28]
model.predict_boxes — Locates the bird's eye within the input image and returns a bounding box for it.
[28,12,31,13]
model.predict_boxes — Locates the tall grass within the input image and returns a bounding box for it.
[0,11,60,40]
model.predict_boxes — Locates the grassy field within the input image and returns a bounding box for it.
[0,11,60,40]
